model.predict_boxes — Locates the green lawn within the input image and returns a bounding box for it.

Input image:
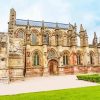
[0,86,100,100]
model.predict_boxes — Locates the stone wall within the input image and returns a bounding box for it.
[8,54,24,81]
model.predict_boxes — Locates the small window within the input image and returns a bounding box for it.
[33,52,39,66]
[63,55,68,65]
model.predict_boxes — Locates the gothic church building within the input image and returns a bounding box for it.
[0,8,100,82]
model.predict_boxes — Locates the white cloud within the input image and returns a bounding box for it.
[0,0,100,44]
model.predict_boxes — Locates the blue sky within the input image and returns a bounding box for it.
[0,0,100,43]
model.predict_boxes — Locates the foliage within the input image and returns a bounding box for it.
[77,74,100,82]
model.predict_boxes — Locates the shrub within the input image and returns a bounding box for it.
[77,74,100,83]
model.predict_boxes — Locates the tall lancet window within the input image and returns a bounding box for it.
[33,52,39,66]
[77,53,81,65]
[43,33,49,45]
[63,55,68,65]
[32,33,37,45]
[90,52,94,65]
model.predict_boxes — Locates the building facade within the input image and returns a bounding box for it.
[0,8,100,82]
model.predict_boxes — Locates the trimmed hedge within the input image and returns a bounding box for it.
[77,74,100,82]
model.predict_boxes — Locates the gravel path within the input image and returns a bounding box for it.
[0,75,98,95]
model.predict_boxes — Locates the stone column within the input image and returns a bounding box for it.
[25,45,31,76]
[43,45,49,76]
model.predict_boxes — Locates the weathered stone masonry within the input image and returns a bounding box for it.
[0,8,100,83]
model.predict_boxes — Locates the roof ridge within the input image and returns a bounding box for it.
[16,19,68,25]
[16,19,69,29]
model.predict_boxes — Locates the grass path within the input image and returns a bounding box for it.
[0,86,100,100]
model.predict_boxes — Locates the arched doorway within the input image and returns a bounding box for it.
[48,59,58,75]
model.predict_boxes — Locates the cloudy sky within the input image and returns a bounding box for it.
[0,0,100,43]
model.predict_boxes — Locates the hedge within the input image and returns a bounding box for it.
[77,74,100,82]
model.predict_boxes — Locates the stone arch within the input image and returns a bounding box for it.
[32,49,43,66]
[14,28,25,38]
[45,30,51,36]
[61,50,70,56]
[31,29,39,35]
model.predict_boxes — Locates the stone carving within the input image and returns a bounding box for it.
[9,39,23,55]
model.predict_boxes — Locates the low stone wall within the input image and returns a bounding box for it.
[0,66,100,82]
[0,69,9,83]
[63,66,100,74]
[91,66,100,73]
[64,67,74,74]
[9,68,24,81]
[25,67,44,77]
[25,66,100,77]
[77,66,88,74]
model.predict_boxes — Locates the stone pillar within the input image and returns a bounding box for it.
[8,8,16,38]
[25,45,31,76]
[43,45,49,76]
[82,47,89,66]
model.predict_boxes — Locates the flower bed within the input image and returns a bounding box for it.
[77,74,100,82]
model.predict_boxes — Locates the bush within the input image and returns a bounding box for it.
[77,74,100,82]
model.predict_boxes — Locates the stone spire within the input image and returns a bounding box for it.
[99,37,100,43]
[68,23,73,31]
[42,20,44,28]
[80,28,88,47]
[41,20,45,35]
[84,30,88,37]
[84,30,88,46]
[8,8,16,38]
[74,23,77,32]
[93,32,98,46]
[56,22,59,30]
[80,24,84,32]
[94,32,97,39]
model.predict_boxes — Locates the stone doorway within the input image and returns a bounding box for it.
[48,59,58,75]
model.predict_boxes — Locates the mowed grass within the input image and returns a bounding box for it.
[0,86,100,100]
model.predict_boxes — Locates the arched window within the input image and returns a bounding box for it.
[16,30,24,38]
[63,55,68,65]
[33,52,39,66]
[43,33,49,45]
[32,33,37,45]
[77,53,81,65]
[90,52,94,64]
